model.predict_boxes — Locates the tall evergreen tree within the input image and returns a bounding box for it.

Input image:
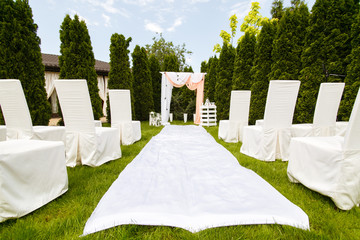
[0,0,51,125]
[269,1,309,80]
[340,11,360,120]
[249,19,277,125]
[200,61,208,73]
[183,66,193,72]
[106,33,133,121]
[205,56,219,102]
[59,14,102,120]
[163,54,180,72]
[232,31,256,90]
[149,54,161,113]
[132,45,154,121]
[296,0,358,123]
[271,0,284,20]
[164,54,182,119]
[215,43,235,120]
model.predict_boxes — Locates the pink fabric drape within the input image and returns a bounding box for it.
[165,72,205,124]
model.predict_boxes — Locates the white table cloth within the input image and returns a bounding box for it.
[0,140,68,222]
[83,125,309,236]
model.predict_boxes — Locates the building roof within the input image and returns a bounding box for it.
[42,53,110,75]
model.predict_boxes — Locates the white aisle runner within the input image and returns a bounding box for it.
[83,125,309,236]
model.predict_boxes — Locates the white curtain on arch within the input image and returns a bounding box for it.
[161,72,205,125]
[44,72,60,114]
[97,76,108,116]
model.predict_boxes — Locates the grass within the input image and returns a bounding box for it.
[1,120,360,239]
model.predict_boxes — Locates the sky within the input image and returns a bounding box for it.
[29,0,316,72]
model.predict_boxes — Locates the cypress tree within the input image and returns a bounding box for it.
[59,14,102,120]
[163,54,180,72]
[232,31,256,90]
[132,45,154,121]
[206,56,219,102]
[106,33,133,121]
[164,54,182,120]
[296,0,358,123]
[0,0,51,125]
[200,61,208,73]
[215,43,235,120]
[271,0,284,20]
[249,19,277,125]
[183,66,193,72]
[340,12,360,120]
[149,54,161,113]
[269,1,309,80]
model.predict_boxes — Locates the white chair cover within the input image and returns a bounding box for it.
[288,87,360,210]
[218,90,251,142]
[149,112,156,126]
[291,83,344,137]
[336,121,348,136]
[255,119,264,126]
[0,125,6,141]
[109,90,141,145]
[240,80,300,162]
[94,120,102,127]
[0,79,65,142]
[55,80,121,167]
[0,140,68,222]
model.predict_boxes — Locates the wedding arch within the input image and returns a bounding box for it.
[161,72,206,125]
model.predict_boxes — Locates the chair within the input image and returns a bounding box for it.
[54,80,121,167]
[335,121,348,136]
[218,90,251,142]
[0,79,65,142]
[240,80,300,162]
[109,89,141,145]
[149,112,156,126]
[0,125,5,141]
[291,83,344,137]
[287,87,360,210]
[0,139,68,222]
[94,120,102,127]
[156,113,162,126]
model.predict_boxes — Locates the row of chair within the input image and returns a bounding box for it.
[0,79,141,222]
[219,80,360,210]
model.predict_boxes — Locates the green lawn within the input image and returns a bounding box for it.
[1,121,360,239]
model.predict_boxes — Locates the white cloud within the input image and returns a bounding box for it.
[144,20,163,33]
[189,0,210,3]
[167,17,182,32]
[46,0,56,6]
[229,1,251,18]
[69,9,100,26]
[69,9,87,21]
[83,0,130,18]
[102,13,111,27]
[123,0,154,7]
